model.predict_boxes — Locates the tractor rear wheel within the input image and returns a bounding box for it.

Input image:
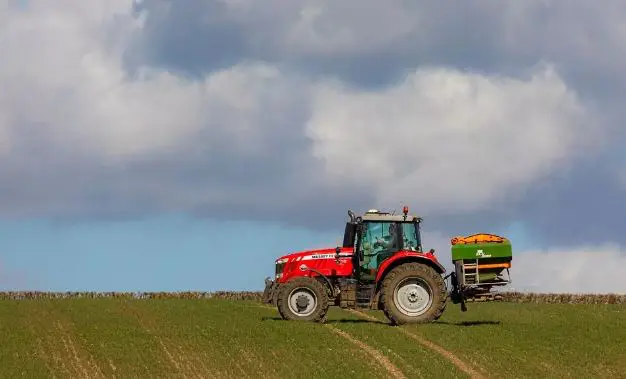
[276,277,329,322]
[380,262,447,325]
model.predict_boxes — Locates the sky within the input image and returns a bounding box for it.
[1,0,626,294]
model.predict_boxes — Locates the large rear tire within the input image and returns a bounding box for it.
[276,277,329,322]
[380,262,447,325]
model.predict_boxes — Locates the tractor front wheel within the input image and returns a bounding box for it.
[276,277,329,322]
[380,262,447,325]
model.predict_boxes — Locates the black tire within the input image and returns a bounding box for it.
[276,277,329,322]
[274,285,287,319]
[380,262,447,325]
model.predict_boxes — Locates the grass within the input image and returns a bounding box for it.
[0,297,623,378]
[362,301,626,378]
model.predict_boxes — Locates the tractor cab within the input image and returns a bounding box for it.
[343,207,426,282]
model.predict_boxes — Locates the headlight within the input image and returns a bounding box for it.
[275,261,286,278]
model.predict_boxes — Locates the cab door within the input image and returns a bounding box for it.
[358,221,400,280]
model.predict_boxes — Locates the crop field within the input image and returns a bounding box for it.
[0,292,624,378]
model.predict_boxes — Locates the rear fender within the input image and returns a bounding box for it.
[371,253,445,307]
[375,253,445,283]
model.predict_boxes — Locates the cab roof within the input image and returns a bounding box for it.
[360,210,421,222]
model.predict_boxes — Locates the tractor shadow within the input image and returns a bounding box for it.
[260,316,387,325]
[259,316,500,327]
[326,318,387,325]
[433,320,501,326]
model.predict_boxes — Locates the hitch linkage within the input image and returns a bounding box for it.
[444,272,467,312]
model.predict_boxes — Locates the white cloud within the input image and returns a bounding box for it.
[306,65,598,215]
[510,246,626,294]
[0,0,320,221]
[2,2,297,161]
[419,232,626,294]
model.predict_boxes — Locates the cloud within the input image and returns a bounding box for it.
[279,0,420,56]
[129,1,626,92]
[130,0,422,59]
[421,232,626,294]
[422,230,626,294]
[306,65,597,215]
[120,0,626,247]
[510,246,626,294]
[2,0,625,251]
[2,1,318,221]
[4,2,297,159]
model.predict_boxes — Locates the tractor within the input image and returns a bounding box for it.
[262,207,512,324]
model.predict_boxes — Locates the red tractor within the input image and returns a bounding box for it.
[263,207,467,324]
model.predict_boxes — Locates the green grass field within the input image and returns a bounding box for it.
[0,297,624,378]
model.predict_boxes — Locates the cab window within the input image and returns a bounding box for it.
[359,222,398,272]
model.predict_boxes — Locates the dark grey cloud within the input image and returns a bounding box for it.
[128,1,626,96]
[513,156,626,247]
[126,0,253,77]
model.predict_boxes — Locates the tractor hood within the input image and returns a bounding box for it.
[274,246,354,264]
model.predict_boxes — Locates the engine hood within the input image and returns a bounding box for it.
[275,246,354,263]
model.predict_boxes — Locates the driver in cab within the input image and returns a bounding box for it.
[374,224,396,250]
[361,224,397,272]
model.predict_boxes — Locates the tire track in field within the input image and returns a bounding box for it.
[55,320,106,379]
[192,302,274,378]
[28,306,105,379]
[348,310,486,379]
[193,325,250,379]
[325,324,407,379]
[122,302,219,379]
[151,324,217,378]
[35,336,62,379]
[257,304,406,379]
